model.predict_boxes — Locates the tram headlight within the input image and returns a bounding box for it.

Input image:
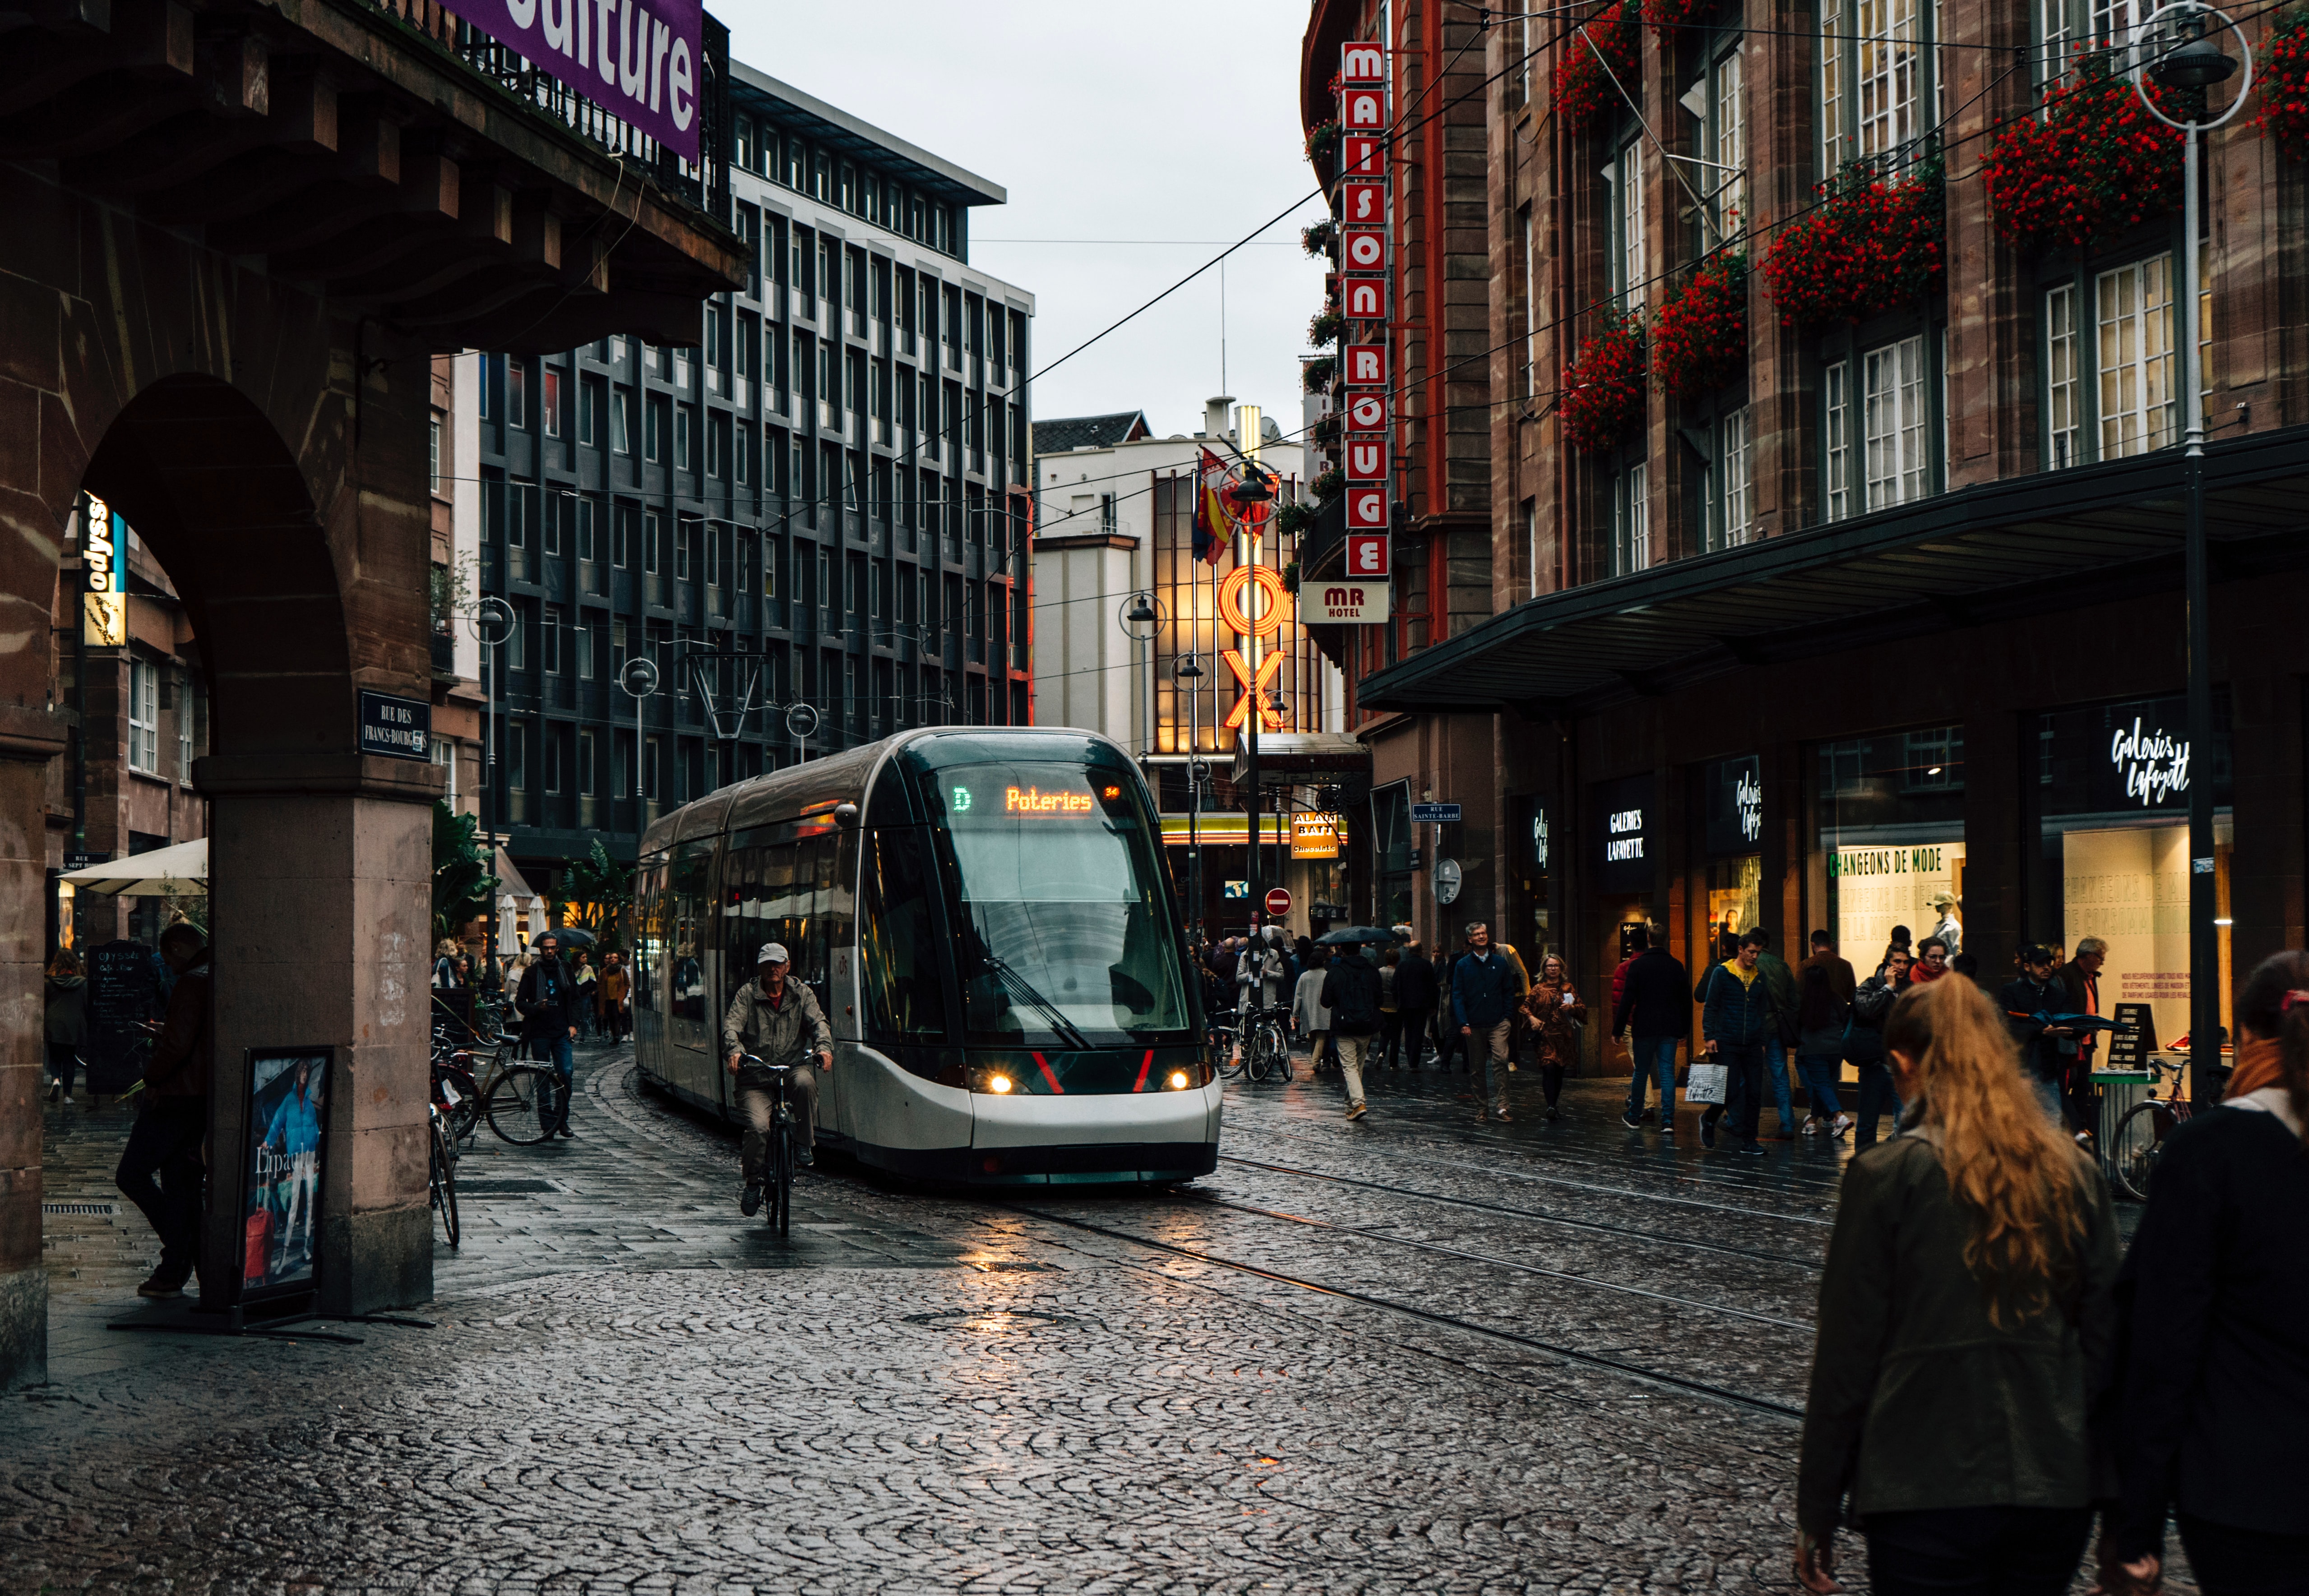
[1166,1070,1192,1091]
[981,1072,1015,1094]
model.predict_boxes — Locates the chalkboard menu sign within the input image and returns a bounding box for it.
[2101,1001,2157,1074]
[83,939,158,1093]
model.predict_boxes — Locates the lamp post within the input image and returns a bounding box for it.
[1228,461,1277,928]
[2132,2,2248,1108]
[467,596,515,989]
[1122,591,1159,765]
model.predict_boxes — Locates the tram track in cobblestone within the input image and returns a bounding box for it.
[993,1199,1809,1424]
[1215,1153,1825,1272]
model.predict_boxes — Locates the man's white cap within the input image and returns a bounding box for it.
[756,942,790,966]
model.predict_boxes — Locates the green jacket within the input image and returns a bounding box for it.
[1797,1126,2119,1536]
[1757,950,1798,1041]
[721,977,833,1071]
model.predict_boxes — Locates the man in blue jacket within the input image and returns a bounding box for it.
[1451,922,1527,1122]
[1694,930,1775,1155]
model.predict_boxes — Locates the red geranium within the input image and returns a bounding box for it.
[1553,3,1642,135]
[1559,313,1648,453]
[2255,5,2309,162]
[1760,159,1945,327]
[1652,251,1747,399]
[1982,51,2184,257]
[1644,0,1712,42]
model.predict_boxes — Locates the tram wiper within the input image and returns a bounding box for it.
[979,950,1093,1052]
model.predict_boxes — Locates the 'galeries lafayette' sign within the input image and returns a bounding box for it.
[442,0,706,161]
[2109,717,2191,807]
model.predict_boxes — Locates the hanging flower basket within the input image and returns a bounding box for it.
[1558,313,1648,454]
[1310,466,1345,504]
[1760,159,1945,327]
[1305,119,1343,164]
[1652,251,1748,399]
[1275,503,1319,539]
[1553,2,1642,136]
[2257,5,2309,162]
[1645,0,1712,42]
[1313,412,1342,445]
[1302,217,1337,258]
[1982,51,2184,258]
[1302,355,1337,392]
[1308,308,1343,348]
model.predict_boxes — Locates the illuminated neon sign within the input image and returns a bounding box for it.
[1217,563,1289,638]
[1004,786,1095,815]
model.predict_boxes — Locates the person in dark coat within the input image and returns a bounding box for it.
[2104,950,2309,1596]
[1450,923,1527,1120]
[1694,932,1777,1154]
[1796,975,2117,1596]
[1611,927,1689,1137]
[115,924,213,1298]
[516,932,581,1138]
[1319,945,1384,1121]
[1846,949,1911,1148]
[2000,945,2080,1133]
[45,949,88,1105]
[1794,930,1858,1138]
[1389,941,1439,1070]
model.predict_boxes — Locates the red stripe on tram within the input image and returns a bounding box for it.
[1031,1052,1065,1093]
[1131,1049,1153,1093]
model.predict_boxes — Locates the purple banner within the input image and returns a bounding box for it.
[440,0,705,162]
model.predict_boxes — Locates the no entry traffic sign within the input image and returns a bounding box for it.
[1264,887,1293,918]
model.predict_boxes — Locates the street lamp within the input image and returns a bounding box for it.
[2130,0,2249,1108]
[1118,591,1163,764]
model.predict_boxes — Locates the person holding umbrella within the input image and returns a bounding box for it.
[1315,927,1395,1119]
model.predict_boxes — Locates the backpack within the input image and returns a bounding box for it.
[1329,961,1381,1036]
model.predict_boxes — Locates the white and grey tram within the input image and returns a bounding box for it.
[632,727,1222,1183]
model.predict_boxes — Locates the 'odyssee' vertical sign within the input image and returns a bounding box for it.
[442,0,705,162]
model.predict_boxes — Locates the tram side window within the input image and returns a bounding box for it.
[633,858,667,1017]
[671,841,714,1028]
[861,828,945,1039]
[720,843,788,1002]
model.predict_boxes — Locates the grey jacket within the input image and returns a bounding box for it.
[721,978,833,1070]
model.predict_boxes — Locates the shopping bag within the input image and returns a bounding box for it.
[1685,1061,1729,1105]
[244,1207,275,1284]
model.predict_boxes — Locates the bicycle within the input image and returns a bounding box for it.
[437,1028,566,1147]
[428,1097,460,1247]
[1209,1020,1245,1080]
[1242,1005,1294,1084]
[738,1054,801,1236]
[2110,1056,2227,1201]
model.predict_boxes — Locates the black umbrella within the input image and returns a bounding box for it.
[533,926,596,949]
[1314,926,1402,946]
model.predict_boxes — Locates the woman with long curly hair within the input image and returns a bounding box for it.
[2105,950,2309,1596]
[1795,973,2118,1596]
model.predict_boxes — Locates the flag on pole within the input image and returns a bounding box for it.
[1192,448,1231,566]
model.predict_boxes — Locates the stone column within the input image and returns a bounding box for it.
[197,755,436,1317]
[0,706,68,1387]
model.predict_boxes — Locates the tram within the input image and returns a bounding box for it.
[631,727,1222,1183]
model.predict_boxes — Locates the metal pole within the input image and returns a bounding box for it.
[1245,522,1261,932]
[2182,119,2219,1108]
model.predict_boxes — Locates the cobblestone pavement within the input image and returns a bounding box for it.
[7,1047,2178,1594]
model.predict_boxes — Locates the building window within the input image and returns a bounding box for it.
[675,519,692,581]
[575,615,593,679]
[1606,139,1647,309]
[2097,253,2175,460]
[676,406,692,472]
[1864,334,1929,508]
[579,376,601,447]
[543,604,563,674]
[542,368,562,438]
[644,395,665,462]
[127,658,160,774]
[543,495,561,557]
[1823,0,1933,173]
[1714,47,1747,233]
[510,721,528,791]
[611,389,633,455]
[433,737,456,805]
[508,360,528,429]
[2046,283,2082,469]
[1099,494,1116,535]
[176,674,195,781]
[1613,462,1650,576]
[578,729,595,794]
[1825,359,1853,521]
[1720,406,1754,547]
[429,416,443,491]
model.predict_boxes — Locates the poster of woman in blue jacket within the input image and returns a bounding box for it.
[243,1049,331,1296]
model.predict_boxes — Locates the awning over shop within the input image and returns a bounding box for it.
[1356,425,2309,717]
[60,837,206,896]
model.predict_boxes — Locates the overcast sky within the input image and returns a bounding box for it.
[722,1,1330,463]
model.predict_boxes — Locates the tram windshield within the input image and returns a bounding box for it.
[930,761,1191,1046]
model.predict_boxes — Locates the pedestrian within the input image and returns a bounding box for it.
[1390,940,1437,1070]
[1376,946,1403,1070]
[1608,932,1642,1091]
[2104,949,2309,1596]
[1750,927,1804,1141]
[432,937,462,989]
[1950,950,1982,984]
[598,950,631,1042]
[44,948,88,1106]
[516,932,580,1138]
[1909,935,1953,985]
[1521,953,1587,1122]
[2000,945,2081,1133]
[1694,930,1775,1155]
[1320,940,1383,1121]
[1880,925,1915,978]
[1795,974,2117,1596]
[570,947,597,1042]
[1611,926,1689,1139]
[116,923,213,1298]
[1794,930,1857,1139]
[2055,937,2107,1143]
[1449,922,1527,1122]
[1292,946,1333,1071]
[1846,949,1911,1148]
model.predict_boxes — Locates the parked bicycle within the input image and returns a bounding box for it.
[2110,1056,2230,1200]
[432,1024,565,1147]
[737,1053,801,1236]
[428,1095,460,1247]
[1240,1004,1294,1084]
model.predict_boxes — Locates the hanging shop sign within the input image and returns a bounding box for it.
[1344,278,1384,318]
[1337,37,1392,628]
[1339,135,1384,178]
[241,1047,335,1303]
[1306,581,1388,624]
[435,0,705,161]
[1346,392,1387,431]
[1344,533,1390,577]
[81,494,126,647]
[1340,41,1384,82]
[1524,796,1551,872]
[1339,86,1385,128]
[1291,813,1342,860]
[1340,181,1384,225]
[1593,773,1655,895]
[1344,343,1388,386]
[1347,438,1387,481]
[1703,754,1764,857]
[1345,484,1389,529]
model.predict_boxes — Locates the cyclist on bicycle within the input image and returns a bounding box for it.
[722,942,833,1215]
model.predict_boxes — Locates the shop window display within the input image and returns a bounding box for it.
[2034,693,2232,1051]
[1816,728,1966,965]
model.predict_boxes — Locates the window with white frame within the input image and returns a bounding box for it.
[2046,283,2082,468]
[1714,47,1747,233]
[1823,0,1934,173]
[2097,253,2175,459]
[176,672,194,781]
[1612,140,1647,307]
[1721,407,1754,546]
[1824,360,1853,521]
[433,737,457,805]
[1823,0,1850,171]
[1614,462,1650,576]
[127,658,158,774]
[1864,334,1930,507]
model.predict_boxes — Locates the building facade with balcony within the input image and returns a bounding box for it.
[466,61,1037,907]
[1303,0,2309,1074]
